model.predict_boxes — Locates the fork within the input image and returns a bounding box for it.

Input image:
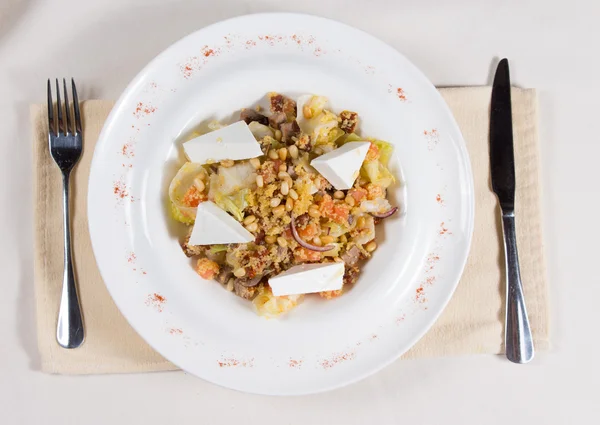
[48,78,85,349]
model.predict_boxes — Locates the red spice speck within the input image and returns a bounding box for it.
[313,47,323,57]
[121,139,135,158]
[439,221,452,235]
[436,194,445,205]
[396,314,406,325]
[202,46,216,57]
[245,39,256,49]
[320,352,356,369]
[370,334,378,341]
[218,357,254,368]
[142,271,147,275]
[133,102,157,118]
[149,81,158,89]
[424,129,440,151]
[169,328,183,335]
[145,293,166,312]
[289,359,303,369]
[113,180,130,201]
[415,286,426,303]
[127,252,136,263]
[396,88,407,101]
[291,34,302,45]
[425,252,440,272]
[258,34,285,46]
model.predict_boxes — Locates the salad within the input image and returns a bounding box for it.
[169,92,398,317]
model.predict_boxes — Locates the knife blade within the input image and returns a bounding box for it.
[490,58,535,364]
[490,58,515,213]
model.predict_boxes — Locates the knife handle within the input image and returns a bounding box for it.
[501,212,534,363]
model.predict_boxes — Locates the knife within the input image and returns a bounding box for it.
[490,58,535,364]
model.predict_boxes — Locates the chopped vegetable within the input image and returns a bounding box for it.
[209,244,228,254]
[253,285,303,318]
[168,162,206,223]
[371,207,399,219]
[248,121,274,140]
[361,160,395,188]
[369,139,394,166]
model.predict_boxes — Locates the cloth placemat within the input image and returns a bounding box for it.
[31,87,549,374]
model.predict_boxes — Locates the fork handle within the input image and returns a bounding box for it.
[501,212,534,363]
[56,171,85,348]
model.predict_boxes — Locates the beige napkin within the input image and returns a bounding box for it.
[31,87,549,374]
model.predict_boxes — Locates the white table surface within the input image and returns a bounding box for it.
[1,0,598,423]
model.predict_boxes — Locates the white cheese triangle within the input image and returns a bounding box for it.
[310,142,371,190]
[188,201,254,245]
[183,121,263,164]
[268,263,345,296]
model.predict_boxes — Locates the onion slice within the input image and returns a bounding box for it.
[370,206,398,219]
[291,215,335,252]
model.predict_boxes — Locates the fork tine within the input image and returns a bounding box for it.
[62,78,72,134]
[47,79,54,135]
[71,78,82,135]
[55,79,64,135]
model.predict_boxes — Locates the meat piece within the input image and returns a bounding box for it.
[281,120,300,143]
[295,213,310,227]
[215,266,233,285]
[181,235,206,257]
[238,275,263,287]
[233,281,257,299]
[282,97,297,119]
[340,245,361,267]
[269,93,285,113]
[343,265,360,286]
[339,110,359,133]
[255,230,266,245]
[268,112,287,129]
[240,108,269,126]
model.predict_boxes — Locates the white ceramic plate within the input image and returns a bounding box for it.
[88,13,474,395]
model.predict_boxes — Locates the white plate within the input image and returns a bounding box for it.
[88,13,474,395]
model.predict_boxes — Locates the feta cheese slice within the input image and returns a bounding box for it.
[183,121,263,164]
[188,201,254,245]
[268,263,345,296]
[310,141,371,190]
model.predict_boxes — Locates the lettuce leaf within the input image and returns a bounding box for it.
[211,162,256,197]
[338,132,363,145]
[168,162,206,224]
[248,121,273,140]
[214,188,249,222]
[369,139,394,166]
[296,95,341,146]
[361,160,395,188]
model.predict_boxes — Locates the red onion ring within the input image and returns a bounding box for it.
[291,215,335,252]
[370,206,398,219]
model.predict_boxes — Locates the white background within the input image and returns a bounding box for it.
[1,0,598,423]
